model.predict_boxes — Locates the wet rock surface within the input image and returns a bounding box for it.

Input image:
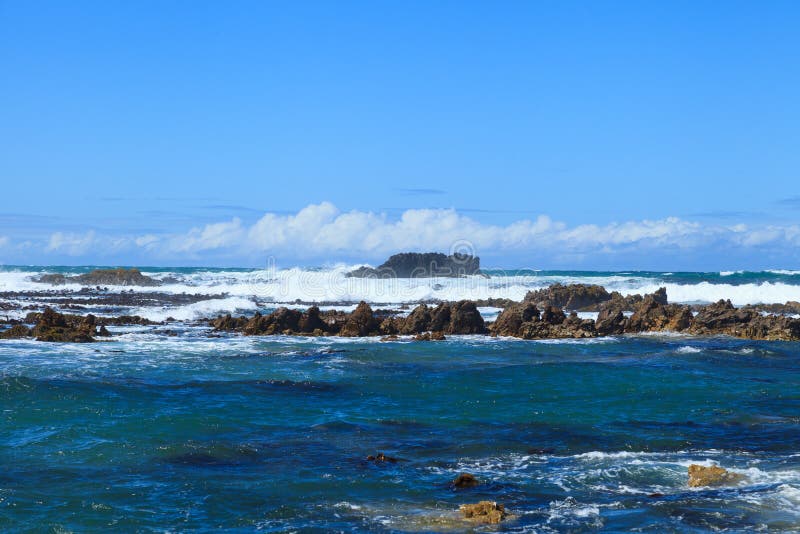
[459,501,507,524]
[687,464,744,487]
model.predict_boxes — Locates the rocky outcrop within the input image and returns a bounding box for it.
[687,464,744,487]
[689,299,800,340]
[0,324,31,339]
[35,268,162,287]
[340,302,380,337]
[459,501,507,524]
[346,252,480,278]
[29,308,97,342]
[524,283,612,311]
[491,302,595,339]
[400,304,432,335]
[208,285,800,341]
[625,291,693,333]
[594,307,627,335]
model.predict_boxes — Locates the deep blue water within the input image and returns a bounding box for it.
[1,330,799,532]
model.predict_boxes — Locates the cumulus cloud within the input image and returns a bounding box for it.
[0,236,9,248]
[30,203,800,266]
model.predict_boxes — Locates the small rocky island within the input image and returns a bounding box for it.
[346,252,481,278]
[35,267,162,287]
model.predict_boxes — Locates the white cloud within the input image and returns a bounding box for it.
[30,203,800,266]
[46,231,97,256]
[0,236,9,248]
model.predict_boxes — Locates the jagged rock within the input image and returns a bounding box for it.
[625,290,693,333]
[339,302,380,337]
[346,252,480,278]
[0,324,31,339]
[690,299,800,340]
[459,501,507,524]
[35,268,162,287]
[687,464,744,487]
[541,305,567,325]
[414,331,446,341]
[524,283,611,311]
[595,307,627,335]
[745,301,800,315]
[447,300,486,334]
[490,302,540,337]
[452,473,479,489]
[299,306,327,333]
[517,320,596,340]
[211,313,249,331]
[400,304,432,334]
[30,307,96,342]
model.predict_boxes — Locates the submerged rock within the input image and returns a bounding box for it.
[687,464,744,487]
[366,452,398,463]
[346,252,480,278]
[459,501,507,524]
[452,473,479,489]
[414,331,446,341]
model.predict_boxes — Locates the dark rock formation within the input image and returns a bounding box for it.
[594,307,627,336]
[524,283,612,311]
[689,299,800,340]
[340,302,380,337]
[346,252,480,278]
[0,324,31,339]
[490,302,595,339]
[29,307,97,342]
[366,452,398,463]
[35,268,162,287]
[625,291,693,333]
[452,473,479,489]
[400,304,432,335]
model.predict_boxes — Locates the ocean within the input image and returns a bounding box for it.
[1,266,799,531]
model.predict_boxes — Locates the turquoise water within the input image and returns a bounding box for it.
[2,330,799,532]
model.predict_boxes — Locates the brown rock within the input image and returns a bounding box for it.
[339,302,379,337]
[687,464,744,487]
[452,473,479,488]
[459,501,506,524]
[0,324,31,339]
[400,304,432,334]
[524,283,612,311]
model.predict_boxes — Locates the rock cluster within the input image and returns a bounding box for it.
[523,283,645,312]
[491,286,800,341]
[211,301,487,337]
[35,268,162,287]
[346,252,480,278]
[0,308,154,342]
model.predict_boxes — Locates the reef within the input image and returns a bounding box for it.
[0,307,156,342]
[35,267,162,287]
[346,252,481,278]
[5,282,800,343]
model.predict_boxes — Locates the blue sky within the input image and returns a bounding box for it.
[1,0,799,269]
